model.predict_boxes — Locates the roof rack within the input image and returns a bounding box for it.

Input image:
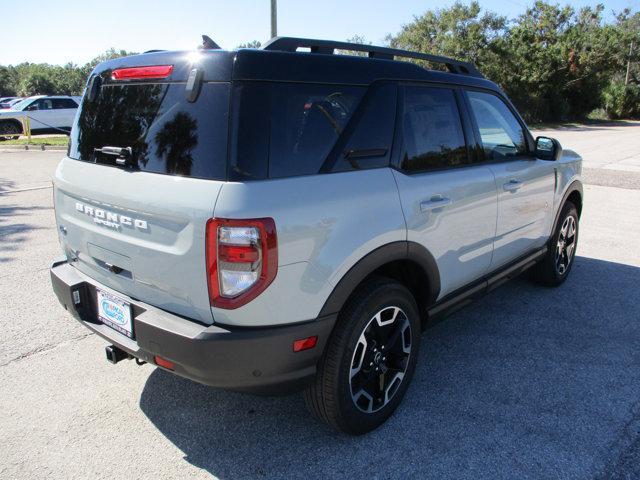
[261,37,483,78]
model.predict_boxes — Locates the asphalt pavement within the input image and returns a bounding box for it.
[1,123,640,479]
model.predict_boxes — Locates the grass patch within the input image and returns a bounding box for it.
[0,136,69,146]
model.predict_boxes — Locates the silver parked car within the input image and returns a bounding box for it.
[50,37,583,434]
[0,95,80,137]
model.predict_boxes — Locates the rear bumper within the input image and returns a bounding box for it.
[50,260,336,394]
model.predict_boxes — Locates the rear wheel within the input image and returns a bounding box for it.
[0,121,22,140]
[530,201,579,286]
[304,277,420,434]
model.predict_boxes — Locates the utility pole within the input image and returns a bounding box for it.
[271,0,278,38]
[625,41,634,86]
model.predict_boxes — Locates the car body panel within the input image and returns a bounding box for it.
[211,168,406,326]
[392,165,498,299]
[487,158,556,269]
[53,157,222,324]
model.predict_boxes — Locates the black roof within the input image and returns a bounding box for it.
[233,48,499,91]
[92,37,501,93]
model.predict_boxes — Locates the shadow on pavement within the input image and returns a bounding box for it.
[0,203,50,263]
[139,256,640,479]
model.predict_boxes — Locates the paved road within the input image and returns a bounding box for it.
[1,124,640,479]
[533,121,640,190]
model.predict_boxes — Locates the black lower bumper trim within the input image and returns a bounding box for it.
[50,261,336,395]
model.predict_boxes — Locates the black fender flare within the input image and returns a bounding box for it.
[552,180,583,235]
[318,241,440,317]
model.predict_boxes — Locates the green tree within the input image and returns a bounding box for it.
[18,70,56,96]
[337,35,371,57]
[236,40,262,49]
[386,1,637,122]
[502,2,623,121]
[387,1,506,78]
[0,67,18,96]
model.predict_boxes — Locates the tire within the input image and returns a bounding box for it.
[304,277,421,435]
[530,201,579,287]
[0,121,22,140]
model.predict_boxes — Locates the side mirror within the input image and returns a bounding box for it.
[26,104,38,111]
[535,136,562,161]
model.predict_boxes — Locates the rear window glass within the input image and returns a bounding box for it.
[69,82,229,180]
[231,82,364,180]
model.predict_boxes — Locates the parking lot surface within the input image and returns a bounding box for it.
[1,123,640,479]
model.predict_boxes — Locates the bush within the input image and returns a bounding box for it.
[603,81,640,119]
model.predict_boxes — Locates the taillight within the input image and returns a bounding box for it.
[111,65,173,80]
[206,218,277,309]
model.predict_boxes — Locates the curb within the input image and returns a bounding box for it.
[0,145,67,151]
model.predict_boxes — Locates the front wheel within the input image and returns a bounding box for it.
[0,121,22,140]
[530,201,579,286]
[304,277,421,434]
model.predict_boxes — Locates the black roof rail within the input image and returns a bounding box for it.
[261,37,483,78]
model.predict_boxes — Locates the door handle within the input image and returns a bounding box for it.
[420,195,451,212]
[503,179,522,192]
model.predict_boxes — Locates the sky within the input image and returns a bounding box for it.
[2,0,639,66]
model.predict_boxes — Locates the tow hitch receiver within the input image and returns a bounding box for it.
[105,345,130,364]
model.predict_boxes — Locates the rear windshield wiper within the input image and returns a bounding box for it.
[94,146,135,167]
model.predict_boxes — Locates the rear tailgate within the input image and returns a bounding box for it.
[53,51,233,325]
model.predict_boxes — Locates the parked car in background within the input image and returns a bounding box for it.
[2,98,24,109]
[0,95,80,138]
[0,97,21,109]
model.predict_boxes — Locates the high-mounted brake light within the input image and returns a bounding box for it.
[111,65,173,80]
[206,218,277,309]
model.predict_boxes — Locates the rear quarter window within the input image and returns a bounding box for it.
[230,82,365,180]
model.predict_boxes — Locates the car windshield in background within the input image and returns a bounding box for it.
[9,98,33,111]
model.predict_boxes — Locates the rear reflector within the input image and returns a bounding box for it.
[218,244,260,263]
[112,65,173,80]
[293,336,318,352]
[154,355,175,370]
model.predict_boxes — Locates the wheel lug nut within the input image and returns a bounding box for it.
[369,362,373,366]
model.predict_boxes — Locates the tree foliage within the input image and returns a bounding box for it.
[0,49,136,98]
[236,40,262,49]
[387,1,639,122]
[1,3,639,122]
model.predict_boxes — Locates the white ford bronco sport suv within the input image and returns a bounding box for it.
[50,37,582,434]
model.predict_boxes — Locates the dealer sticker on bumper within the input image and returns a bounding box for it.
[97,289,133,338]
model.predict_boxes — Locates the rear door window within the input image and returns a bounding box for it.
[68,82,230,180]
[399,86,468,172]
